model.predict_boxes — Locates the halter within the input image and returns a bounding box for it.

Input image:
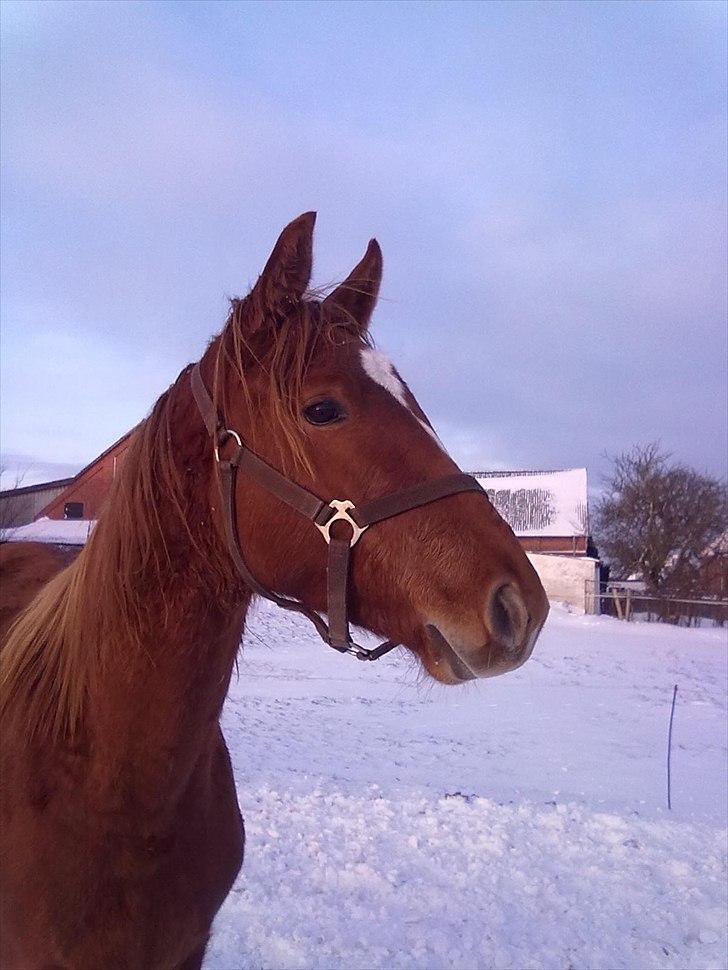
[191,364,485,662]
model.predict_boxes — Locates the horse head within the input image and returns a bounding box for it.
[202,212,548,684]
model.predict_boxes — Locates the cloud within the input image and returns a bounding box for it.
[1,1,725,484]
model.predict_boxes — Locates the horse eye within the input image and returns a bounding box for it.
[303,399,345,426]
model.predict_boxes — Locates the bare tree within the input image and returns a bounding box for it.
[594,443,727,598]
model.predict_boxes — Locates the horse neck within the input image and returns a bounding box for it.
[77,370,250,807]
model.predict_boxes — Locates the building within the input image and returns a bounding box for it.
[32,452,592,546]
[469,468,598,611]
[0,477,75,530]
[4,445,600,612]
[471,468,590,555]
[35,432,133,522]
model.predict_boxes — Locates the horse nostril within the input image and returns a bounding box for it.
[486,582,530,654]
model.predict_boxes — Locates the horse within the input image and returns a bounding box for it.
[0,541,80,642]
[0,212,549,970]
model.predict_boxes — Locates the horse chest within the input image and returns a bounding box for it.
[2,730,245,969]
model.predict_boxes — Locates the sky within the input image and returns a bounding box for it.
[1,0,726,490]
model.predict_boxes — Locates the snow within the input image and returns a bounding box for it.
[206,601,727,970]
[3,516,93,545]
[474,468,588,537]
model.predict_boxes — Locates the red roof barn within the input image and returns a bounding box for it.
[38,432,133,522]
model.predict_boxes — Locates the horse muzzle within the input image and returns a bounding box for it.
[424,580,548,683]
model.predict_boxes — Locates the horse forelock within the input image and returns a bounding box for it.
[212,287,372,476]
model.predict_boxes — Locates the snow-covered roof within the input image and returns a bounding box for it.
[3,516,94,545]
[472,468,588,537]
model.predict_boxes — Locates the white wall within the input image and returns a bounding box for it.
[527,553,600,613]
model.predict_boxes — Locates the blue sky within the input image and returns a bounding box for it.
[1,0,726,488]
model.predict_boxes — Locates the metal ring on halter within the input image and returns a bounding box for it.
[316,499,368,546]
[214,429,243,464]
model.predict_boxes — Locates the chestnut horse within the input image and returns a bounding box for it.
[0,213,548,970]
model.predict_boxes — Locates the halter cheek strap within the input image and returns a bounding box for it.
[190,363,485,662]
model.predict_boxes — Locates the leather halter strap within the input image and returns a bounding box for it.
[190,363,484,661]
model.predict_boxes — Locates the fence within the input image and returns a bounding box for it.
[585,580,728,627]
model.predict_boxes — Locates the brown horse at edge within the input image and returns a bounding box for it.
[0,213,548,969]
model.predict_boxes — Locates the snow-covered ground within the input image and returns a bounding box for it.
[206,603,727,970]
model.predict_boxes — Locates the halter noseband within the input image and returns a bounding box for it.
[191,363,485,662]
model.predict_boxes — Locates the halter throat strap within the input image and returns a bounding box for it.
[190,363,484,662]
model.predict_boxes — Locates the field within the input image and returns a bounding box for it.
[205,602,726,970]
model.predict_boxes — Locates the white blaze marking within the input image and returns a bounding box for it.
[360,348,447,452]
[361,348,408,405]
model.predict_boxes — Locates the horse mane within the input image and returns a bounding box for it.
[0,373,219,741]
[0,285,368,741]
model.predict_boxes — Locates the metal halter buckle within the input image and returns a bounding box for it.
[316,499,368,547]
[214,429,243,464]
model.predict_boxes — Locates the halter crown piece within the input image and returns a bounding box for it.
[190,364,485,661]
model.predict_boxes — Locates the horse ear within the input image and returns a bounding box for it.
[323,239,383,331]
[252,211,316,311]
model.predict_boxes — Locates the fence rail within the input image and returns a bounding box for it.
[585,580,728,627]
